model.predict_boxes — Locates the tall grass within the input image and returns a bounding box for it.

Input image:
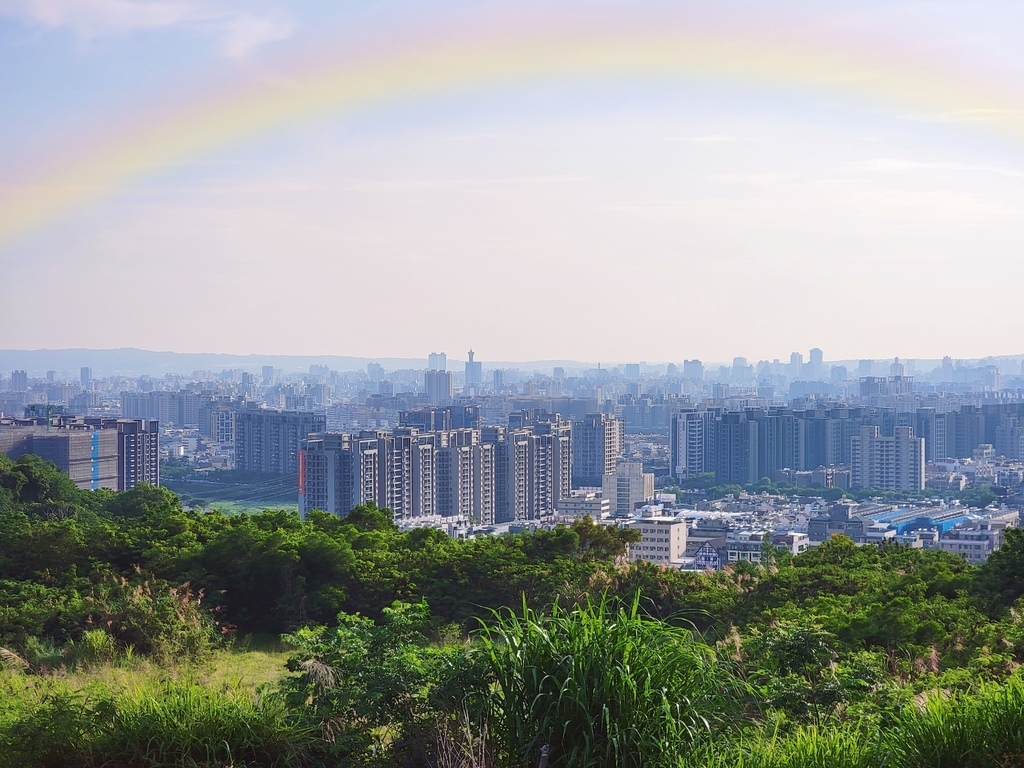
[888,678,1024,768]
[691,677,1024,768]
[479,593,745,768]
[91,682,316,767]
[692,723,884,768]
[0,652,316,768]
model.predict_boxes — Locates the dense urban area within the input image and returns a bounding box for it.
[5,349,1024,767]
[3,349,1023,568]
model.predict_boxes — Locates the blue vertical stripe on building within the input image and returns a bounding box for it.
[91,432,100,490]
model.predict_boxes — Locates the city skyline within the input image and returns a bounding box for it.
[5,1,1024,360]
[3,344,1024,377]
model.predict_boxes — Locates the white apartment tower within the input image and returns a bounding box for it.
[670,409,716,479]
[850,425,925,492]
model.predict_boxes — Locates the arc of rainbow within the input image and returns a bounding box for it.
[3,23,1024,251]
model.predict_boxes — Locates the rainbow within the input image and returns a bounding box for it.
[4,18,1024,251]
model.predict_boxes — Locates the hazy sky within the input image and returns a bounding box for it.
[4,0,1024,364]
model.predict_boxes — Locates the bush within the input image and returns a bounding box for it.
[82,573,221,662]
[281,600,490,767]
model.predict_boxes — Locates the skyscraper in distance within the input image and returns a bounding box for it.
[465,349,482,389]
[424,369,454,405]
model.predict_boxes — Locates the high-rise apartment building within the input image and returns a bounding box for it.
[435,428,494,521]
[234,408,325,475]
[80,367,93,390]
[300,433,380,516]
[115,419,161,490]
[996,415,1024,460]
[789,352,804,378]
[300,426,502,523]
[682,360,704,381]
[365,428,435,518]
[465,350,483,390]
[916,407,956,461]
[716,411,759,485]
[424,369,454,406]
[400,405,480,432]
[427,352,447,371]
[484,415,572,523]
[571,413,623,487]
[850,425,924,492]
[808,348,824,380]
[121,390,204,427]
[670,408,717,479]
[210,407,235,445]
[11,371,28,392]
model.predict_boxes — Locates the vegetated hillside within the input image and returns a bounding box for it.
[4,450,1024,767]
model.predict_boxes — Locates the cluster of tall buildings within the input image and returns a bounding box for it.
[299,408,574,523]
[234,407,326,475]
[670,405,931,491]
[670,400,1024,492]
[0,414,159,491]
[421,350,484,405]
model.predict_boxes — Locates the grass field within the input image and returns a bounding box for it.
[0,645,304,768]
[162,477,298,513]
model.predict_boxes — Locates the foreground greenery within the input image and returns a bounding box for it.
[6,451,1024,766]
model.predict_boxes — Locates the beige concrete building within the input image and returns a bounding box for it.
[624,512,688,566]
[602,461,654,517]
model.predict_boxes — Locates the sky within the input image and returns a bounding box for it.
[3,0,1024,364]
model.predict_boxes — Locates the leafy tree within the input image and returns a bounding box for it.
[975,526,1024,612]
[958,484,999,509]
[569,515,640,561]
[747,622,842,724]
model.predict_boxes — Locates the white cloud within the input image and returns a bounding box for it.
[19,0,192,28]
[220,12,293,58]
[0,0,293,56]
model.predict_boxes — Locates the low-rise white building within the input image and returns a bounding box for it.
[555,491,612,519]
[623,510,688,566]
[934,509,1019,564]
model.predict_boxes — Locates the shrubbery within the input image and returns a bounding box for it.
[8,452,1024,766]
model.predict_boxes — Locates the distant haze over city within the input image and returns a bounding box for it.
[2,347,1024,377]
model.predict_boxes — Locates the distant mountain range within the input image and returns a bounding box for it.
[1,348,1021,378]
